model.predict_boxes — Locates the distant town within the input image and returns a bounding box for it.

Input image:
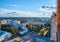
[0,17,54,42]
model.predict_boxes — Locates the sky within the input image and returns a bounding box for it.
[0,0,57,17]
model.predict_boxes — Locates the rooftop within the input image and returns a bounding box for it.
[0,30,5,36]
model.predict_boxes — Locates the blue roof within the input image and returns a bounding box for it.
[0,30,5,36]
[19,27,28,35]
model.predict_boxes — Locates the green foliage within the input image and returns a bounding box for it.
[38,27,46,36]
[44,22,51,27]
[0,24,1,29]
[26,24,33,30]
[26,24,44,32]
[0,24,21,35]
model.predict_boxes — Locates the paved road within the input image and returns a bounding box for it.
[20,31,38,42]
[6,37,21,42]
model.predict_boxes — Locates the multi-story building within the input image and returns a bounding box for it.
[50,1,60,42]
[51,12,57,42]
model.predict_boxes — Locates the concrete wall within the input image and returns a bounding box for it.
[51,13,57,42]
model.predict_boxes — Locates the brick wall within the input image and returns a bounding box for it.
[57,0,60,26]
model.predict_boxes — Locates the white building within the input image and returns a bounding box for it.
[0,30,12,42]
[1,19,7,24]
[17,20,21,24]
[19,27,28,35]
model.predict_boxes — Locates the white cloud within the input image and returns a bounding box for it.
[0,5,56,17]
[38,5,56,17]
[10,4,17,7]
[0,8,40,17]
[9,4,22,8]
[11,4,17,6]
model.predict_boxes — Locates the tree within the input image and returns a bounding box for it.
[0,24,1,29]
[44,22,51,27]
[32,25,37,31]
[10,27,16,34]
[38,27,46,36]
[26,24,33,30]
